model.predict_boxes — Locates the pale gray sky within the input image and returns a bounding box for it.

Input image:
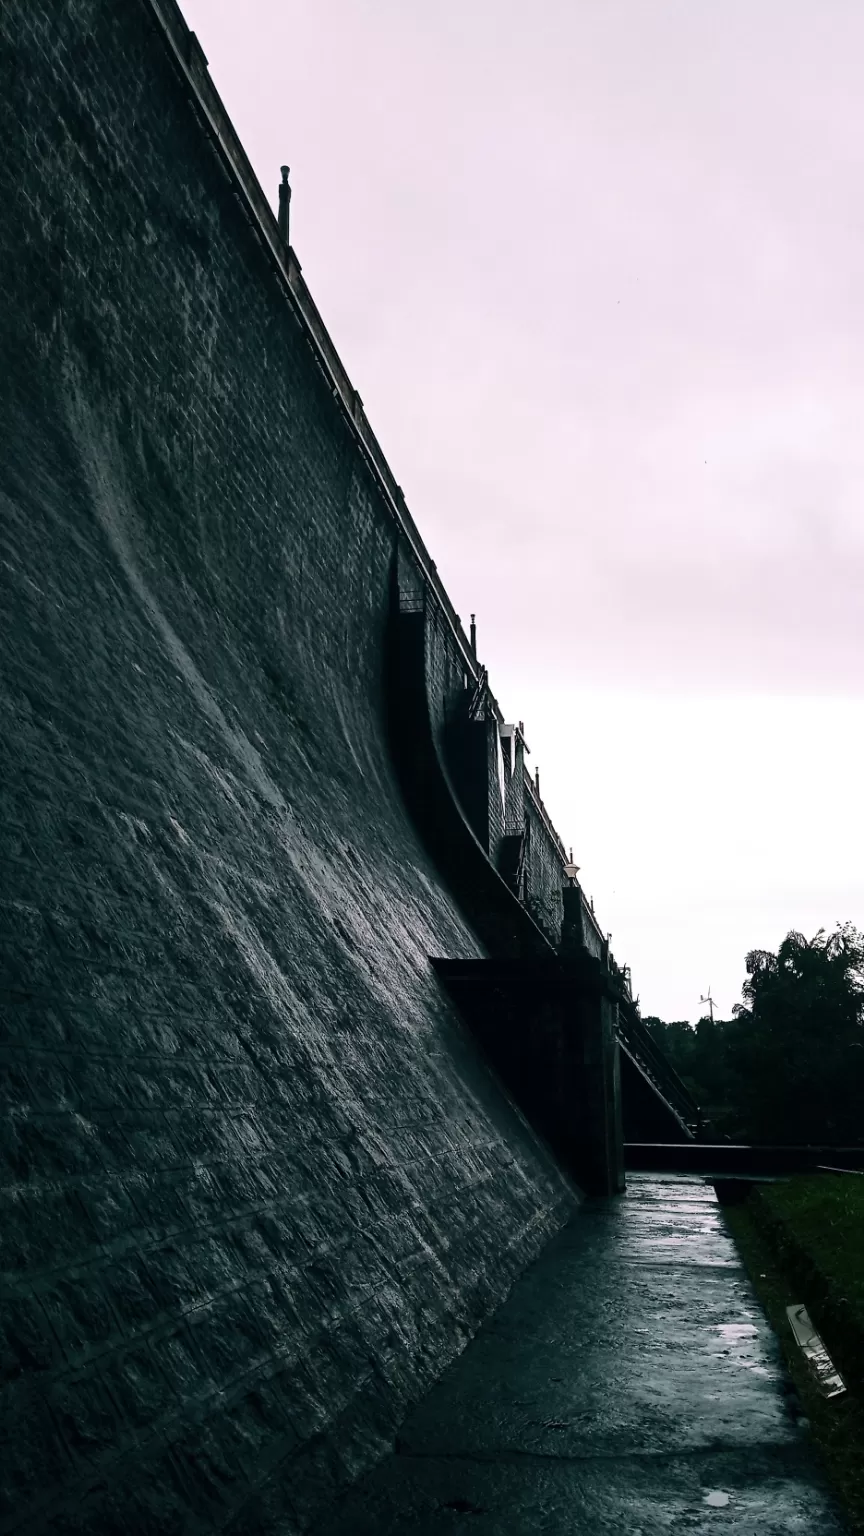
[179,0,864,1020]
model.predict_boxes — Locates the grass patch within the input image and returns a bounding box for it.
[723,1176,864,1535]
[753,1175,864,1389]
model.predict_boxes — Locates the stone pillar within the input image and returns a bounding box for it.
[432,957,626,1197]
[566,981,625,1196]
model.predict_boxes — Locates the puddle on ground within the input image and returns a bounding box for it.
[709,1320,773,1375]
[714,1324,758,1342]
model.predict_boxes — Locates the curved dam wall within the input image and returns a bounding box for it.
[0,3,578,1531]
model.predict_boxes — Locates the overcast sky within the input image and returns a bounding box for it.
[179,0,864,1021]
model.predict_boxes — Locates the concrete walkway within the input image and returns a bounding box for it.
[312,1175,846,1534]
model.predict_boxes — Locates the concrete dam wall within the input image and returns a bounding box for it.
[0,2,690,1530]
[0,2,585,1530]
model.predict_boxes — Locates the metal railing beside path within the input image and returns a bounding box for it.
[617,1008,702,1136]
[626,1143,864,1176]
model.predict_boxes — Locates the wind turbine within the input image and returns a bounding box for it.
[700,987,717,1023]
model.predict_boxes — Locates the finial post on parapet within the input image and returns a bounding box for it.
[278,166,291,245]
[469,613,476,653]
[535,767,540,794]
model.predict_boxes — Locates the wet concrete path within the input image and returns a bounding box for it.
[312,1175,846,1534]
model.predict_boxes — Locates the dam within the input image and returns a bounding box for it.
[2,3,842,1533]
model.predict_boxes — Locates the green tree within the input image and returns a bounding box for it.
[643,925,864,1143]
[728,924,864,1144]
[643,1014,747,1139]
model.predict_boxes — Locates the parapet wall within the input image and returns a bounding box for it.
[0,4,578,1530]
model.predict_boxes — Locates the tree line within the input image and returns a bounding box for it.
[643,923,864,1145]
